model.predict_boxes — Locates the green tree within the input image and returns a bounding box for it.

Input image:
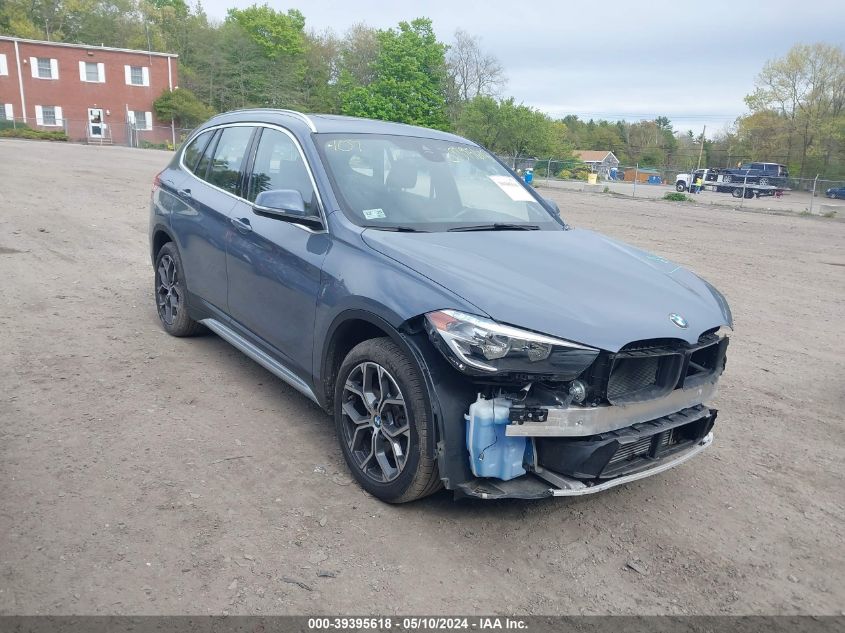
[153,87,214,128]
[225,4,305,59]
[339,18,449,130]
[744,43,845,178]
[301,30,340,112]
[457,96,562,161]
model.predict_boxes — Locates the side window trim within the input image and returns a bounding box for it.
[178,121,328,233]
[241,127,263,201]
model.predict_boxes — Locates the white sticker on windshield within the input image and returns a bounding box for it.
[363,208,386,220]
[489,175,535,202]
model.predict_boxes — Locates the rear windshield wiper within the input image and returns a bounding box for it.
[447,223,540,232]
[362,225,428,233]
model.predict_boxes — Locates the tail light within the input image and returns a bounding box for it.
[151,172,162,200]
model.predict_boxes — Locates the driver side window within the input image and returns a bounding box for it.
[247,128,318,215]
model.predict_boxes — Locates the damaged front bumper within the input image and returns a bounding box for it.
[506,379,718,437]
[456,381,720,500]
[456,431,713,500]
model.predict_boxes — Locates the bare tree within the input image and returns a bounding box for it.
[339,23,380,86]
[446,29,506,102]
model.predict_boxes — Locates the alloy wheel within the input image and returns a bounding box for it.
[156,254,181,326]
[340,361,411,483]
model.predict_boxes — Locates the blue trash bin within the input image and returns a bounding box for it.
[524,169,533,184]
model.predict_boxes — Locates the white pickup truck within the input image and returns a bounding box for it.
[675,168,719,192]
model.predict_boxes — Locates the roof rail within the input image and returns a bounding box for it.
[276,109,317,133]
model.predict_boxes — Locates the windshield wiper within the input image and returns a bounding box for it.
[362,225,428,233]
[447,223,541,232]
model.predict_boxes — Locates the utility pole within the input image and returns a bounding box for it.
[632,163,638,198]
[696,125,707,171]
[810,174,819,215]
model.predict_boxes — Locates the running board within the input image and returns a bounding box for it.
[200,318,319,404]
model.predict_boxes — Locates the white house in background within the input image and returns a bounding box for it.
[575,150,620,179]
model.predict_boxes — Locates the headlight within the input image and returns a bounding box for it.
[424,309,599,377]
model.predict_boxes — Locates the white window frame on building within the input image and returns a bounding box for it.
[79,61,106,83]
[0,53,9,76]
[31,57,59,79]
[1,104,14,120]
[124,65,149,86]
[35,105,63,127]
[128,110,153,131]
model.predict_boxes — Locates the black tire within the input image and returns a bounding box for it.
[676,182,686,192]
[732,187,743,198]
[154,242,204,337]
[334,337,441,503]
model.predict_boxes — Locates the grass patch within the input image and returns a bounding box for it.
[663,192,689,202]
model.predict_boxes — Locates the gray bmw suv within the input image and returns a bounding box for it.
[149,109,733,502]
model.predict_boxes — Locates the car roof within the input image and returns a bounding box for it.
[201,109,476,145]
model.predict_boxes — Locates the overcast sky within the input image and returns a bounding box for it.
[200,0,844,137]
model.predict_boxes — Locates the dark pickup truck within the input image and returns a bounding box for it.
[721,162,789,186]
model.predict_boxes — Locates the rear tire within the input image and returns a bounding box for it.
[154,242,204,337]
[334,337,441,503]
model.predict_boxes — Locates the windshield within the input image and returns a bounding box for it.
[315,134,562,232]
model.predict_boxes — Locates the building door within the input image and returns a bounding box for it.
[88,108,104,137]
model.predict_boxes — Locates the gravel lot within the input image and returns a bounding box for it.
[1,139,843,616]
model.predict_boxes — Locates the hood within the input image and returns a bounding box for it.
[362,228,732,352]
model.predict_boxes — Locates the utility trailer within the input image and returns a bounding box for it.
[709,179,786,199]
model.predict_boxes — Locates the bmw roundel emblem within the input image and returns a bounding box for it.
[669,313,688,329]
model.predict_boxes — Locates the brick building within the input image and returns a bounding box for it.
[0,35,178,146]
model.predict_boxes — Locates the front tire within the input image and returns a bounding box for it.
[154,242,203,337]
[676,182,686,192]
[334,337,441,503]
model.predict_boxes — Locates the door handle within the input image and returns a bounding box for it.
[176,188,192,199]
[231,217,253,234]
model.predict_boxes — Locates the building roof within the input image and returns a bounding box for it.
[0,35,178,58]
[575,150,618,163]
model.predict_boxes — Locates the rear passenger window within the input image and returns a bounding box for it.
[182,130,213,172]
[247,128,319,215]
[195,129,219,179]
[206,126,254,195]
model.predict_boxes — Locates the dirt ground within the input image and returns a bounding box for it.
[1,139,844,616]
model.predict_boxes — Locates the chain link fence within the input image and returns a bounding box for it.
[498,155,845,199]
[0,116,193,150]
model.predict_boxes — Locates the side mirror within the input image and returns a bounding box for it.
[543,197,561,215]
[253,189,308,218]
